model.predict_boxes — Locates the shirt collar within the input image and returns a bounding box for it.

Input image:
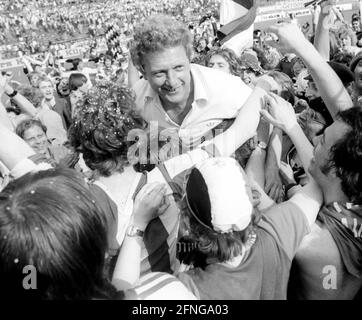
[42,96,56,109]
[190,64,208,104]
[144,81,158,101]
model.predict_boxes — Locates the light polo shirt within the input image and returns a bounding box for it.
[133,64,252,148]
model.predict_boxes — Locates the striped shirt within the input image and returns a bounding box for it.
[93,148,213,276]
[13,147,215,278]
[125,272,197,300]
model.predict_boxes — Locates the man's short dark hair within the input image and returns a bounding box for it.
[330,107,362,203]
[16,119,47,140]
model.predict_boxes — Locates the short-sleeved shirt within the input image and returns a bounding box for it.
[177,201,310,300]
[132,64,252,148]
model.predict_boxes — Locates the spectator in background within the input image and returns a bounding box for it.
[15,119,58,166]
[68,72,89,118]
[339,29,361,56]
[352,17,361,34]
[205,47,243,76]
[239,52,264,87]
[56,76,71,98]
[38,76,71,130]
[28,72,42,88]
[96,55,118,82]
[66,57,97,85]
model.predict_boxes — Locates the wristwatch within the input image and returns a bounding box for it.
[126,225,144,238]
[257,141,267,150]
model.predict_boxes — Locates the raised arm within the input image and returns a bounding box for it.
[261,93,323,225]
[245,119,276,211]
[0,120,35,171]
[112,182,169,290]
[207,76,282,157]
[0,101,14,131]
[313,0,337,60]
[21,56,34,73]
[4,83,38,117]
[24,55,43,67]
[262,93,313,175]
[264,121,284,202]
[268,21,353,119]
[0,75,16,130]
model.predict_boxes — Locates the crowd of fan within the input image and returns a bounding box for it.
[0,0,361,300]
[0,0,219,58]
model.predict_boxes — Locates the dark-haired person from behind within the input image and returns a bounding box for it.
[0,168,122,299]
[0,168,193,299]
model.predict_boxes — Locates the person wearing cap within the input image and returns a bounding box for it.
[239,51,265,87]
[174,144,321,300]
[111,106,323,299]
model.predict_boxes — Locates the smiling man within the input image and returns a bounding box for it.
[130,14,252,152]
[38,77,72,130]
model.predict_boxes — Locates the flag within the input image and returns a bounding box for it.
[218,0,258,55]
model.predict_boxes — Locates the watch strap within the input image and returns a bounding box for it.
[127,225,144,238]
[6,90,18,98]
[257,141,267,150]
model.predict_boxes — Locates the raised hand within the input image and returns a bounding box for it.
[266,22,309,55]
[260,92,298,133]
[132,182,170,231]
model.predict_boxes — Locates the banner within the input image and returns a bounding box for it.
[255,3,354,23]
[0,57,24,70]
[219,0,257,54]
[58,47,84,59]
[257,0,354,16]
